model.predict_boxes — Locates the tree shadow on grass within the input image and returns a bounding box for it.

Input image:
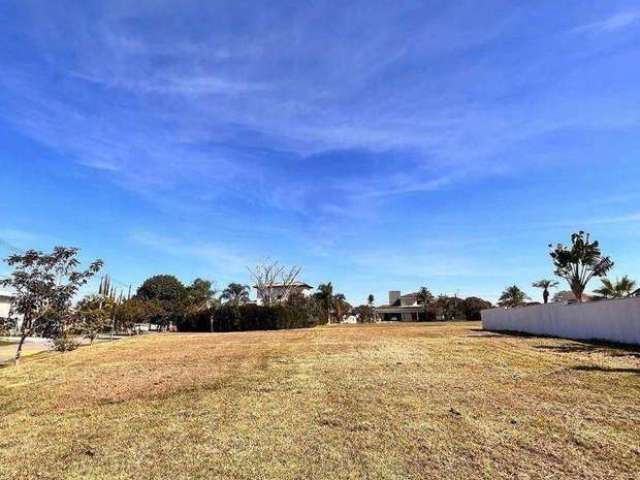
[535,341,640,359]
[468,328,541,339]
[572,365,640,374]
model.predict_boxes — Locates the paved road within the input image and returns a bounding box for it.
[0,339,51,364]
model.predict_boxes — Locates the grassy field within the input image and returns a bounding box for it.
[1,322,639,479]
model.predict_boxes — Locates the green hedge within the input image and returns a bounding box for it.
[176,303,318,332]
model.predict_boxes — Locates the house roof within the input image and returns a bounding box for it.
[383,292,419,308]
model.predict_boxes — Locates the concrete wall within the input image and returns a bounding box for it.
[482,297,640,345]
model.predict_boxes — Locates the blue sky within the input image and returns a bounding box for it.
[1,1,640,304]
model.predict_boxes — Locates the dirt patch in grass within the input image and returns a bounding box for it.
[1,322,639,479]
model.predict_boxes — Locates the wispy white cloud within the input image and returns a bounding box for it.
[2,1,639,233]
[573,10,640,34]
[130,230,253,280]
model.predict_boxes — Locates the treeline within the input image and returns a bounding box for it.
[114,274,328,333]
[413,287,492,321]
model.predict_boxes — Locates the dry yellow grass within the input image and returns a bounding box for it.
[1,322,639,479]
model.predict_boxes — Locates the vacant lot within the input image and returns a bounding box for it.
[1,322,639,479]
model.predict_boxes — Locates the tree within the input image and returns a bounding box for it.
[313,283,334,324]
[532,279,559,304]
[248,260,301,306]
[333,293,351,322]
[185,278,216,311]
[498,285,530,309]
[462,297,492,321]
[593,275,637,299]
[136,275,187,329]
[75,294,114,344]
[367,294,375,307]
[435,294,464,321]
[549,231,614,303]
[221,283,250,306]
[114,298,163,332]
[0,247,103,364]
[416,287,434,322]
[352,305,375,323]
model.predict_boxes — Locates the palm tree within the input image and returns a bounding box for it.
[333,293,350,322]
[532,279,559,304]
[367,294,375,307]
[549,231,614,303]
[593,276,637,299]
[314,282,334,324]
[221,283,250,306]
[498,285,530,309]
[416,286,434,321]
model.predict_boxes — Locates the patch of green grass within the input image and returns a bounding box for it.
[1,322,639,479]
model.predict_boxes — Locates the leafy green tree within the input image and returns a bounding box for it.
[186,278,217,311]
[75,294,114,344]
[313,282,334,324]
[352,305,375,323]
[549,231,614,303]
[462,297,492,321]
[532,279,559,304]
[435,294,464,321]
[416,287,434,321]
[498,285,530,309]
[221,283,250,306]
[0,247,103,364]
[593,275,637,299]
[136,275,187,329]
[114,298,163,332]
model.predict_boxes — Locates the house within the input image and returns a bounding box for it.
[0,290,14,320]
[253,282,313,305]
[375,290,425,321]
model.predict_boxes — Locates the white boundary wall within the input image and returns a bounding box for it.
[481,297,640,345]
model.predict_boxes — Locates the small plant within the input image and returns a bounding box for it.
[52,335,79,352]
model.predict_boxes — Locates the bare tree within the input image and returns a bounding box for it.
[248,260,302,306]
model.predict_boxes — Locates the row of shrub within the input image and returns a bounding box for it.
[175,303,321,332]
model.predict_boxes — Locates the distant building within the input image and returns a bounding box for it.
[0,290,22,334]
[0,290,14,320]
[375,290,424,321]
[552,291,594,304]
[253,282,313,305]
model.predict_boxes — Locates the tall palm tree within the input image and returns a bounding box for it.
[221,283,250,306]
[532,279,559,304]
[314,282,334,324]
[367,294,375,307]
[498,285,530,309]
[549,231,614,303]
[333,293,350,322]
[594,276,637,299]
[416,286,434,321]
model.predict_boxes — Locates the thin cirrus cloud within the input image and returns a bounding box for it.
[573,10,640,34]
[3,2,639,214]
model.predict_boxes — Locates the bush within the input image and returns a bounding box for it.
[52,336,79,352]
[176,303,319,332]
